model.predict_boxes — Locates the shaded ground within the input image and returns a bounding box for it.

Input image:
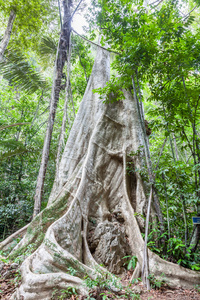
[0,261,21,299]
[140,286,200,300]
[0,262,199,299]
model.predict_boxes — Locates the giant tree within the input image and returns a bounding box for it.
[0,44,199,299]
[0,1,200,299]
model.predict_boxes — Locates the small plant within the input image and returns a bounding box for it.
[124,287,140,299]
[194,284,200,293]
[147,273,166,289]
[68,266,77,276]
[129,146,144,158]
[84,273,109,290]
[123,255,137,271]
[131,277,142,284]
[100,292,108,300]
[0,255,9,264]
[89,217,96,225]
[51,286,78,299]
[10,269,22,287]
[84,267,140,299]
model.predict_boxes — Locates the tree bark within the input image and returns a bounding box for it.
[55,34,72,181]
[0,10,16,62]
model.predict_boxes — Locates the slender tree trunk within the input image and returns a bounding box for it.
[69,80,76,117]
[153,138,171,241]
[131,74,164,229]
[172,133,188,245]
[162,105,189,247]
[172,133,179,161]
[182,76,200,250]
[162,173,170,239]
[142,188,152,290]
[55,33,72,180]
[132,73,165,289]
[33,0,72,218]
[0,10,16,62]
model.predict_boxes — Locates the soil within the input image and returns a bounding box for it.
[140,285,200,300]
[0,262,199,299]
[0,262,21,299]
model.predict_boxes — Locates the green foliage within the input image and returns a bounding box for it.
[0,48,47,94]
[67,266,77,276]
[194,284,200,293]
[123,255,137,271]
[10,269,21,286]
[51,287,78,300]
[15,243,37,264]
[38,36,57,67]
[0,79,55,240]
[84,267,140,299]
[147,273,166,290]
[93,75,126,103]
[0,0,55,48]
[144,224,200,270]
[39,36,57,57]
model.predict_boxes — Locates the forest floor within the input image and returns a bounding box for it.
[140,285,200,299]
[0,262,200,299]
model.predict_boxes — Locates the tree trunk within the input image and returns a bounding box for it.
[0,10,16,62]
[55,34,71,182]
[1,47,199,300]
[33,0,72,218]
[132,75,164,231]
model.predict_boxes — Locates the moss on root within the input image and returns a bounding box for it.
[8,192,70,260]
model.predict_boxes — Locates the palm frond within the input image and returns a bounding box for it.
[38,36,57,62]
[0,49,47,94]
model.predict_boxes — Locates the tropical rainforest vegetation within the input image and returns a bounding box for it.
[0,0,200,298]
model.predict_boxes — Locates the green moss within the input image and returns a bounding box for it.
[8,192,70,260]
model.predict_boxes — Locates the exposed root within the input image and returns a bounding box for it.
[0,224,29,252]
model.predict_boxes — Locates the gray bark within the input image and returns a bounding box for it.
[0,10,16,62]
[55,35,72,181]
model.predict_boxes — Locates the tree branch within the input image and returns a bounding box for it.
[58,0,62,29]
[182,5,197,20]
[149,0,164,8]
[72,29,121,55]
[71,0,84,20]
